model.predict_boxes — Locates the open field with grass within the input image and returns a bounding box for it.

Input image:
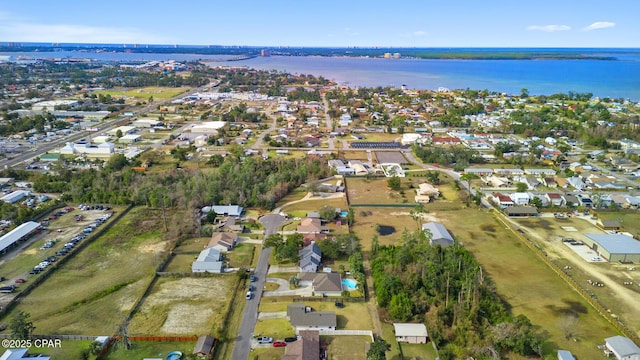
[512,215,640,338]
[250,346,285,360]
[323,335,370,360]
[596,210,640,237]
[128,276,235,335]
[227,243,256,268]
[436,209,619,359]
[95,86,191,100]
[400,343,438,360]
[173,237,209,252]
[104,340,195,360]
[0,339,96,360]
[163,254,195,273]
[0,207,169,335]
[280,197,348,215]
[352,207,427,249]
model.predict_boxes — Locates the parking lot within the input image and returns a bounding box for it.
[562,239,606,263]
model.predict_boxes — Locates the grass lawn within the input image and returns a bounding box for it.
[104,340,195,360]
[400,343,438,360]
[596,211,640,237]
[226,243,256,268]
[323,335,370,360]
[381,322,402,360]
[174,237,209,252]
[257,301,372,330]
[129,275,235,336]
[275,188,308,206]
[347,177,412,205]
[352,207,423,249]
[2,340,96,359]
[0,207,169,335]
[95,86,191,100]
[249,347,285,360]
[254,318,295,341]
[280,197,348,215]
[437,208,619,359]
[163,254,195,273]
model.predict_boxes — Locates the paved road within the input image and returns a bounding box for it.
[251,104,277,150]
[231,214,285,360]
[322,93,335,150]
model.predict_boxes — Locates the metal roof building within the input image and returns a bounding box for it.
[0,221,40,254]
[605,335,640,360]
[584,234,640,263]
[422,222,454,247]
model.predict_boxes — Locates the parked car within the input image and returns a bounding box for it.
[248,285,255,292]
[284,337,298,343]
[273,341,286,347]
[250,275,257,282]
[246,291,253,300]
[15,279,26,283]
[256,337,273,344]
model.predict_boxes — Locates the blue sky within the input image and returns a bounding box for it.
[0,1,637,47]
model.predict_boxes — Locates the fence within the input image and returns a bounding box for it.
[492,209,640,346]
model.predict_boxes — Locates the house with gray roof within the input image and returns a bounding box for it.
[201,205,243,218]
[192,247,223,273]
[287,303,337,334]
[557,349,576,360]
[605,335,640,360]
[421,222,454,247]
[299,242,322,273]
[298,272,343,296]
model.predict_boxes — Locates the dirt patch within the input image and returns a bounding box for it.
[162,303,214,334]
[389,212,440,222]
[138,241,170,254]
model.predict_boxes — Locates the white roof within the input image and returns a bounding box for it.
[1,190,30,203]
[393,323,428,337]
[0,221,40,253]
[606,335,640,358]
[192,248,223,272]
[586,234,640,255]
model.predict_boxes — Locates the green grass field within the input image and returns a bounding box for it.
[437,209,619,359]
[280,197,348,215]
[95,86,190,100]
[323,335,370,360]
[226,243,256,268]
[352,207,422,249]
[104,340,195,360]
[253,318,295,341]
[163,254,196,273]
[596,211,640,237]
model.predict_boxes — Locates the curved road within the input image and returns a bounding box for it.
[231,214,285,360]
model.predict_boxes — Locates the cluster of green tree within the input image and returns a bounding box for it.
[371,232,546,359]
[286,86,321,102]
[434,113,471,127]
[546,91,593,101]
[413,145,483,170]
[509,109,580,138]
[93,66,209,88]
[317,233,360,261]
[220,103,266,123]
[0,113,69,136]
[265,233,303,263]
[210,67,329,94]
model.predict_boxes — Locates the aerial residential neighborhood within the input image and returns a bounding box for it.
[0,47,639,360]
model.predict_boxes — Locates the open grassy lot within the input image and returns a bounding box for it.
[0,207,169,335]
[275,187,309,206]
[128,275,235,336]
[322,335,370,360]
[104,340,196,360]
[351,207,425,249]
[280,197,348,215]
[437,209,619,359]
[163,254,195,273]
[400,343,438,360]
[347,177,411,205]
[250,346,285,360]
[173,237,209,252]
[258,301,372,330]
[95,86,191,100]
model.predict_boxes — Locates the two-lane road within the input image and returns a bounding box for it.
[231,214,285,360]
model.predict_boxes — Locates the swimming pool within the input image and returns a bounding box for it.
[342,278,357,290]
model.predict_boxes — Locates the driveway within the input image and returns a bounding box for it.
[264,277,313,297]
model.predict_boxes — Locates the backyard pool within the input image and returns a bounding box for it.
[342,278,357,290]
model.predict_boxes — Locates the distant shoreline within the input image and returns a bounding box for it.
[0,44,630,61]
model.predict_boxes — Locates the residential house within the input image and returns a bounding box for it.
[546,193,566,207]
[393,323,428,344]
[193,335,215,358]
[494,168,524,177]
[567,177,586,191]
[464,168,493,176]
[598,220,621,231]
[287,304,337,333]
[297,218,322,234]
[202,205,243,218]
[281,330,320,360]
[542,177,557,187]
[299,242,322,273]
[605,335,640,360]
[505,207,538,217]
[492,192,515,207]
[563,194,580,207]
[192,247,223,273]
[510,192,531,206]
[524,169,557,176]
[414,183,440,203]
[207,232,238,252]
[483,175,509,188]
[0,349,50,360]
[422,222,455,247]
[298,272,343,296]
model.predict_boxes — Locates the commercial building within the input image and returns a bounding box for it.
[0,221,40,254]
[1,190,30,204]
[584,234,640,263]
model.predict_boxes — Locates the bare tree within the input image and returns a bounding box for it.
[558,313,582,340]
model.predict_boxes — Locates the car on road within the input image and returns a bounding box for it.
[15,279,26,283]
[248,285,255,292]
[256,336,273,344]
[246,291,253,300]
[273,341,286,347]
[250,275,257,282]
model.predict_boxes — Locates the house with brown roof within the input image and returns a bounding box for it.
[491,192,514,208]
[297,218,322,234]
[281,330,320,360]
[207,232,238,252]
[287,304,337,333]
[545,193,566,207]
[298,272,343,296]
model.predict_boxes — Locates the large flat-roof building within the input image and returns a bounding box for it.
[0,221,40,254]
[584,234,640,263]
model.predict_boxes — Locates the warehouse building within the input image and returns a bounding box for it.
[584,234,640,263]
[0,221,41,254]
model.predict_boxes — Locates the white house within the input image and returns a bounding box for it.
[191,247,223,273]
[510,192,531,206]
[393,323,428,344]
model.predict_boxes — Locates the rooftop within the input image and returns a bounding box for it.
[586,234,640,254]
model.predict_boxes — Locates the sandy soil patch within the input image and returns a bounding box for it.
[389,211,441,222]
